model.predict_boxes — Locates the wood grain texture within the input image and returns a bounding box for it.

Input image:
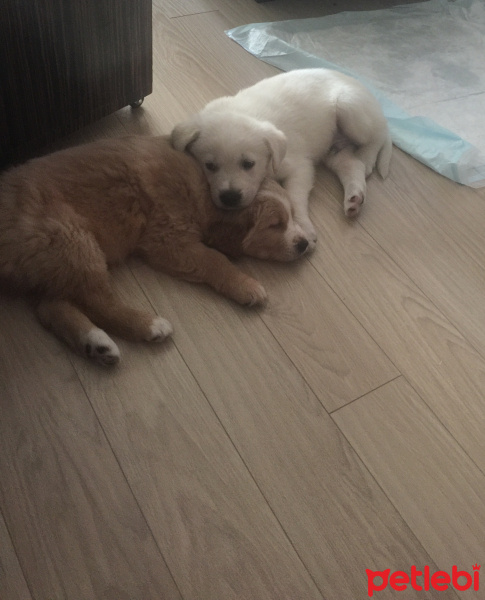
[154,0,219,18]
[333,377,485,576]
[1,0,484,598]
[241,257,399,411]
[363,149,485,359]
[151,7,278,116]
[306,164,485,473]
[0,289,181,600]
[117,7,279,137]
[0,511,32,600]
[68,263,325,600]
[130,262,448,600]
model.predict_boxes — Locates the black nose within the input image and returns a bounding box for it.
[296,238,309,254]
[219,189,242,208]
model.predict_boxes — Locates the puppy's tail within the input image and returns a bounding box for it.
[376,131,393,179]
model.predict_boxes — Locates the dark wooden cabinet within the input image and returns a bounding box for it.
[0,0,152,166]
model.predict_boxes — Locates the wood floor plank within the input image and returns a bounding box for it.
[388,147,485,255]
[68,263,324,600]
[361,149,485,360]
[154,0,219,18]
[118,6,277,136]
[306,168,485,473]
[333,377,485,578]
[240,257,398,411]
[0,291,181,600]
[2,0,484,597]
[129,262,453,600]
[116,8,248,135]
[0,510,32,600]
[114,73,185,136]
[151,8,279,115]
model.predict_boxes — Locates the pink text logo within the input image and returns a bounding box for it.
[366,564,480,597]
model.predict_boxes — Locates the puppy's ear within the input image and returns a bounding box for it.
[262,123,287,176]
[171,119,201,152]
[254,197,285,229]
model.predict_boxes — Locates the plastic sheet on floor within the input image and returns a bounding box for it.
[226,0,485,187]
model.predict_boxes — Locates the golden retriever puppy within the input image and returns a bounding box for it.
[0,136,309,365]
[172,68,392,246]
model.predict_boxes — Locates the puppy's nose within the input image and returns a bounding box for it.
[295,238,309,254]
[219,189,242,208]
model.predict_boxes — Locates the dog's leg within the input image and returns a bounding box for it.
[324,147,367,218]
[335,97,390,179]
[144,243,267,306]
[36,298,121,365]
[77,280,173,344]
[21,211,171,352]
[44,221,172,344]
[280,157,317,247]
[354,140,387,179]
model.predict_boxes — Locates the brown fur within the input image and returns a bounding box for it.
[0,135,308,364]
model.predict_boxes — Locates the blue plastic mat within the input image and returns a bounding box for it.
[226,0,485,187]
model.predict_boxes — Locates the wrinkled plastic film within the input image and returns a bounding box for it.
[226,0,485,187]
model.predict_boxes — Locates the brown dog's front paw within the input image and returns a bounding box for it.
[82,328,120,365]
[237,278,268,307]
[146,316,173,342]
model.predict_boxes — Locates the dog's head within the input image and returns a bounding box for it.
[243,179,309,261]
[206,179,309,262]
[171,111,287,210]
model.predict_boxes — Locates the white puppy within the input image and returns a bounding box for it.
[171,68,392,245]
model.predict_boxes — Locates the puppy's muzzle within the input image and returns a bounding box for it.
[219,189,242,209]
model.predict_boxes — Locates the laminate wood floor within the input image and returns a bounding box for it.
[1,1,484,599]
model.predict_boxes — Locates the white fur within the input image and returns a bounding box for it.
[81,328,120,365]
[172,68,392,244]
[147,317,173,342]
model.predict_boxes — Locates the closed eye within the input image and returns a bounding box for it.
[205,162,219,172]
[241,159,255,171]
[269,220,284,230]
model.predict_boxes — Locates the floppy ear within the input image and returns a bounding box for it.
[254,198,284,228]
[171,119,201,152]
[262,123,287,176]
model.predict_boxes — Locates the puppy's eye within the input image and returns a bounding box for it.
[241,159,255,171]
[269,219,284,230]
[205,162,219,172]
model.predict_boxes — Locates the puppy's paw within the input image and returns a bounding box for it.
[239,278,268,307]
[82,328,120,366]
[146,316,173,342]
[344,193,365,218]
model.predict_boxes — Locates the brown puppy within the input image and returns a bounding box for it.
[0,135,309,364]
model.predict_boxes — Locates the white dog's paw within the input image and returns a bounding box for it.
[82,328,120,365]
[344,193,365,218]
[146,316,173,342]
